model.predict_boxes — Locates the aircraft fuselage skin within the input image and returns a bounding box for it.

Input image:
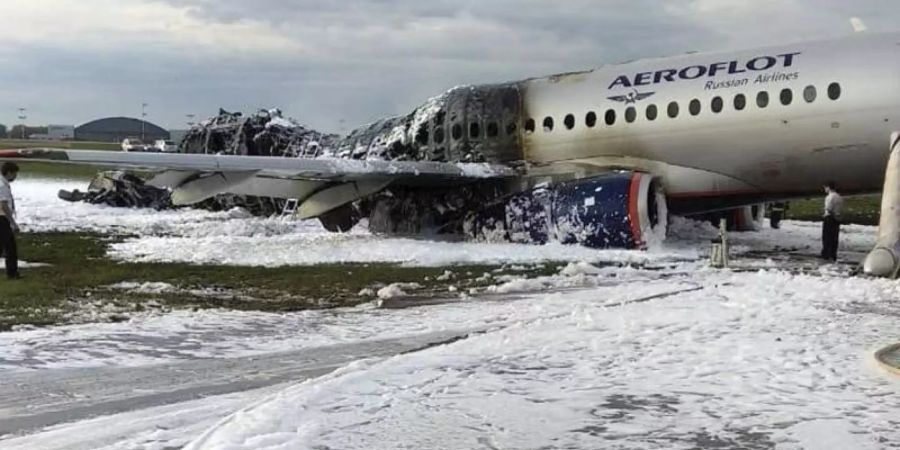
[426,33,900,215]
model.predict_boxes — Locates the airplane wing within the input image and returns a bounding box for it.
[0,148,518,218]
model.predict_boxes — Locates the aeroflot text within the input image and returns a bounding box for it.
[608,52,802,90]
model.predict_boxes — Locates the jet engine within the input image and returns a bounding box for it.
[465,172,666,249]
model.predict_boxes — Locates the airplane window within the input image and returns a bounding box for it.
[506,122,517,136]
[689,99,701,116]
[667,101,679,118]
[434,128,445,144]
[605,109,616,126]
[803,86,817,103]
[452,124,463,140]
[780,88,793,105]
[734,94,746,111]
[487,122,499,138]
[564,114,576,130]
[625,107,637,123]
[646,104,658,121]
[711,96,723,113]
[543,117,554,132]
[585,111,597,128]
[828,82,841,100]
[525,118,535,134]
[757,91,769,108]
[416,125,429,145]
[470,122,481,139]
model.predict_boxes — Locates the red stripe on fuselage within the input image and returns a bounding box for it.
[628,173,643,248]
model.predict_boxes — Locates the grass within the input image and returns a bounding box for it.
[0,139,120,151]
[0,232,559,330]
[785,194,882,225]
[18,162,111,180]
[1,139,121,179]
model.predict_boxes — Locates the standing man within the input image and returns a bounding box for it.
[0,162,20,279]
[821,182,843,262]
[769,202,788,229]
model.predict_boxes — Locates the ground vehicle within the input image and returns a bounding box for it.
[154,140,177,152]
[121,138,147,152]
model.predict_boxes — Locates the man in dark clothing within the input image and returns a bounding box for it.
[821,182,843,262]
[769,202,788,229]
[0,162,20,279]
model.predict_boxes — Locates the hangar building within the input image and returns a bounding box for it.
[75,117,169,143]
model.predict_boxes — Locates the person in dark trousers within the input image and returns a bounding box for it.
[0,162,20,279]
[821,182,843,262]
[769,202,788,229]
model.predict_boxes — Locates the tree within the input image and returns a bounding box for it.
[0,124,7,139]
[9,125,47,139]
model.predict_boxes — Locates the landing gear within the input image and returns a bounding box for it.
[769,202,787,229]
[863,132,900,277]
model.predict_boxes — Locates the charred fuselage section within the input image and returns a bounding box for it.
[330,83,530,236]
[180,109,340,158]
[336,83,525,164]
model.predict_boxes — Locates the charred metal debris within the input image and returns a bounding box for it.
[61,84,526,222]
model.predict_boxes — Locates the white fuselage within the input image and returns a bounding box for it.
[519,33,900,210]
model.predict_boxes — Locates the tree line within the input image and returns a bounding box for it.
[0,124,50,139]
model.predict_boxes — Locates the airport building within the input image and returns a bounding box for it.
[47,125,75,140]
[74,117,169,143]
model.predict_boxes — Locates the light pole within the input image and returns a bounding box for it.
[141,102,148,141]
[17,108,26,140]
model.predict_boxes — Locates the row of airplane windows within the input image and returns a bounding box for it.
[426,82,842,145]
[525,82,843,133]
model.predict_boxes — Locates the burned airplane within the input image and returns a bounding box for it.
[5,33,900,257]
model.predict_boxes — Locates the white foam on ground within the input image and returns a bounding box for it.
[107,281,177,294]
[0,272,686,370]
[0,385,285,450]
[185,270,900,450]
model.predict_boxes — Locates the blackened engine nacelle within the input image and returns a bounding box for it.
[465,172,666,249]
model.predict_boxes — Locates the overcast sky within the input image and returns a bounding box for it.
[0,0,898,133]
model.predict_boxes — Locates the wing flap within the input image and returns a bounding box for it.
[170,171,258,206]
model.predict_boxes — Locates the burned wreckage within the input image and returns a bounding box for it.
[61,84,666,249]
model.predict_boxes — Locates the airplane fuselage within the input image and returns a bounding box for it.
[515,33,900,213]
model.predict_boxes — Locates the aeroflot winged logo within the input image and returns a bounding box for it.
[607,52,802,90]
[607,90,655,104]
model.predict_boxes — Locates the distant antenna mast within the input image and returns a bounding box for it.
[850,17,868,33]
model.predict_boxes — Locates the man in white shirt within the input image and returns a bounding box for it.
[0,162,20,279]
[821,181,843,262]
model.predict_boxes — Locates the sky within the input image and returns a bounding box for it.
[0,0,898,134]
